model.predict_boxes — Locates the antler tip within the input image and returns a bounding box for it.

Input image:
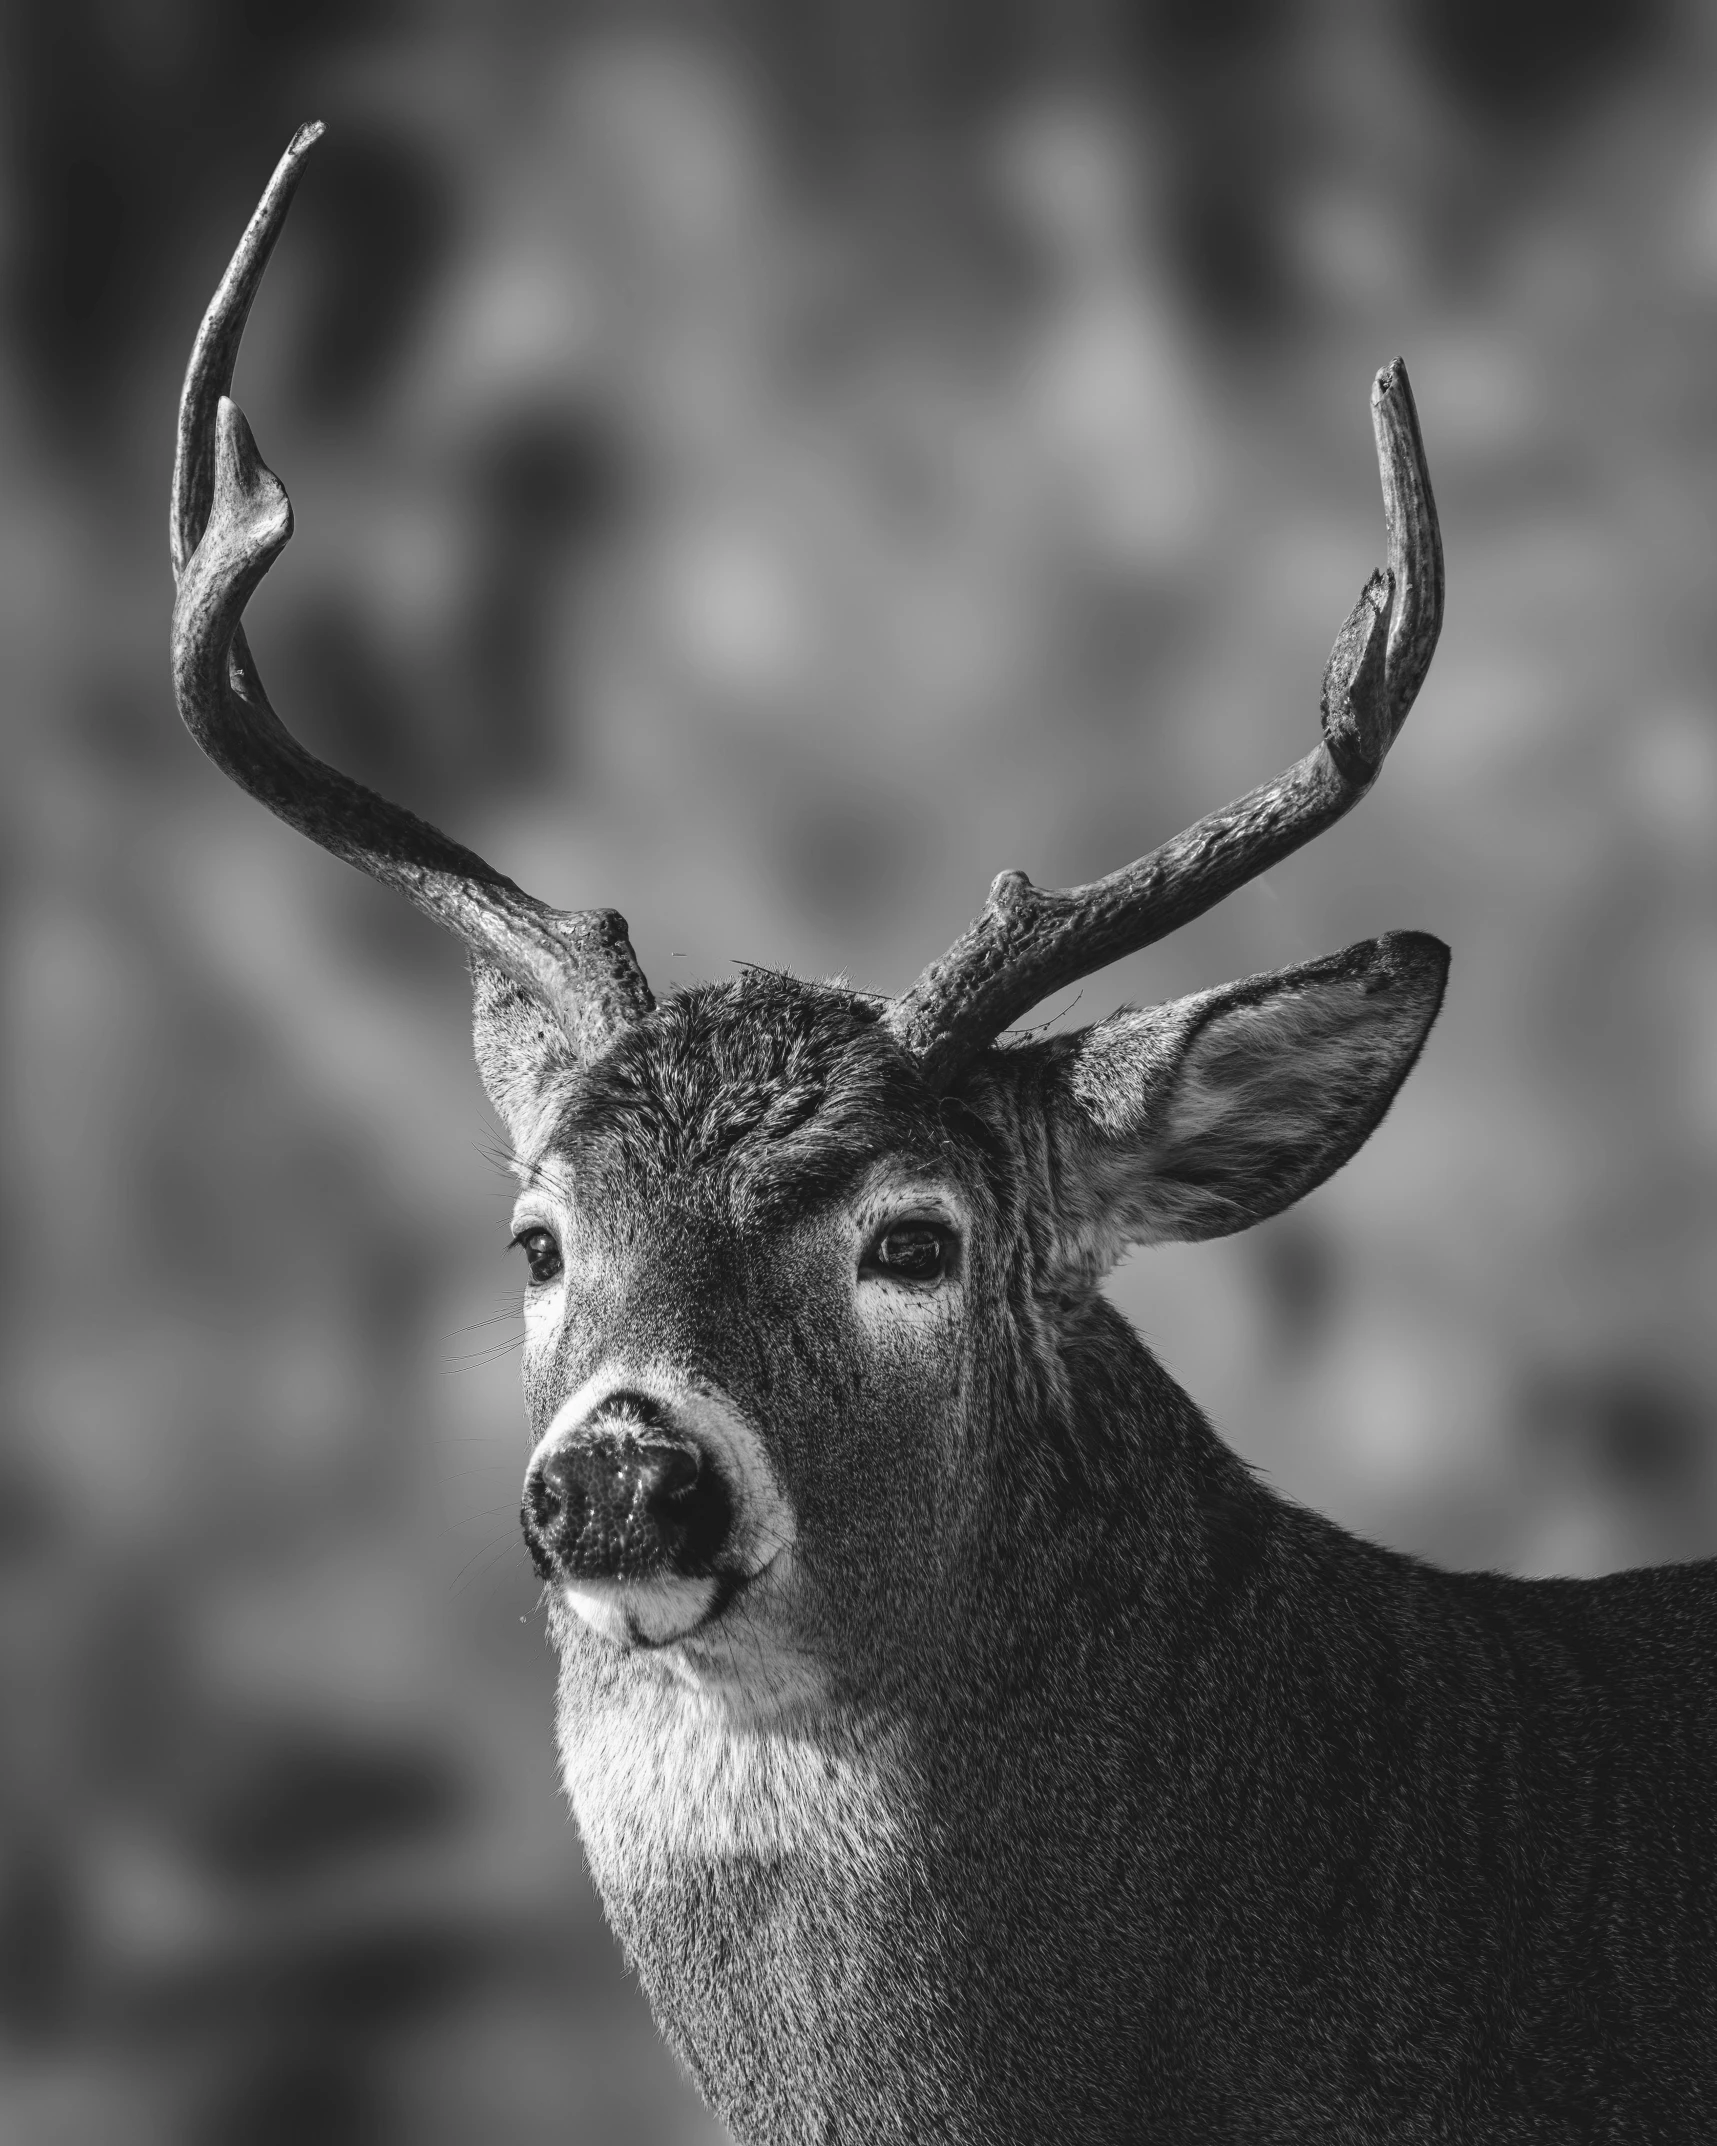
[1371,359,1429,477]
[1365,355,1442,728]
[1372,355,1409,404]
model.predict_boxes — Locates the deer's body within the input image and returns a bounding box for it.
[168,132,1717,2144]
[582,1434,1717,2143]
[589,1516,1717,2142]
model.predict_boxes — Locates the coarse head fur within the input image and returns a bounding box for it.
[487,937,1447,1904]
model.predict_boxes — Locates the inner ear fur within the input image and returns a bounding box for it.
[471,959,584,1159]
[1051,930,1448,1265]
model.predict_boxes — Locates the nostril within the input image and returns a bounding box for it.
[639,1442,701,1507]
[528,1451,586,1531]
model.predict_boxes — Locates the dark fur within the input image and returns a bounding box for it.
[509,966,1717,2145]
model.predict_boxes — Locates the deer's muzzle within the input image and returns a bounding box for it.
[521,1398,735,1593]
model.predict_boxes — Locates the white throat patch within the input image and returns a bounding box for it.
[557,1651,912,1887]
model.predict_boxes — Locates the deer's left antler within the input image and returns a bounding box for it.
[885,359,1443,1090]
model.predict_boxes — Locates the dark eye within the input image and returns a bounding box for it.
[511,1225,563,1286]
[863,1220,954,1286]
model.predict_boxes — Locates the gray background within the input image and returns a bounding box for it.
[6,1,1717,2138]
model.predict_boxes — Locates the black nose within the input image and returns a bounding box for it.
[521,1425,733,1583]
[533,1438,698,1530]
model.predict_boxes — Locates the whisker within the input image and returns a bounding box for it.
[448,1531,523,1599]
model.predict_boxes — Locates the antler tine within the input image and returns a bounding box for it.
[170,126,652,1060]
[886,359,1443,1091]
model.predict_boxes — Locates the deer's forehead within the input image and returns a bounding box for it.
[518,978,967,1214]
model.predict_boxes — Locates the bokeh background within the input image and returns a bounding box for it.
[6,1,1717,2138]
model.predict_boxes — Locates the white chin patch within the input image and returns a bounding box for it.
[563,1575,719,1649]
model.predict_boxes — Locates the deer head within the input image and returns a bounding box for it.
[173,130,1450,2135]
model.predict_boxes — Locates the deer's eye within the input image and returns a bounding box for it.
[862,1221,954,1286]
[511,1226,563,1286]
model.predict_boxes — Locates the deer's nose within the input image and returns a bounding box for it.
[521,1422,733,1585]
[532,1437,699,1530]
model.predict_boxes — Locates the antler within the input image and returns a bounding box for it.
[886,359,1443,1091]
[170,124,652,1060]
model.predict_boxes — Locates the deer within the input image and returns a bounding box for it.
[170,127,1717,2144]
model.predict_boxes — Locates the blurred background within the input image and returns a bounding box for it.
[5,0,1717,2137]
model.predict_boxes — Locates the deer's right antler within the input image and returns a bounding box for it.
[886,360,1443,1091]
[170,125,652,1062]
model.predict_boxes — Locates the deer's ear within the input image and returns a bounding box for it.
[1053,932,1447,1262]
[471,960,583,1157]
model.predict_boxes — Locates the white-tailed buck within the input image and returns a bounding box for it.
[172,129,1717,2142]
